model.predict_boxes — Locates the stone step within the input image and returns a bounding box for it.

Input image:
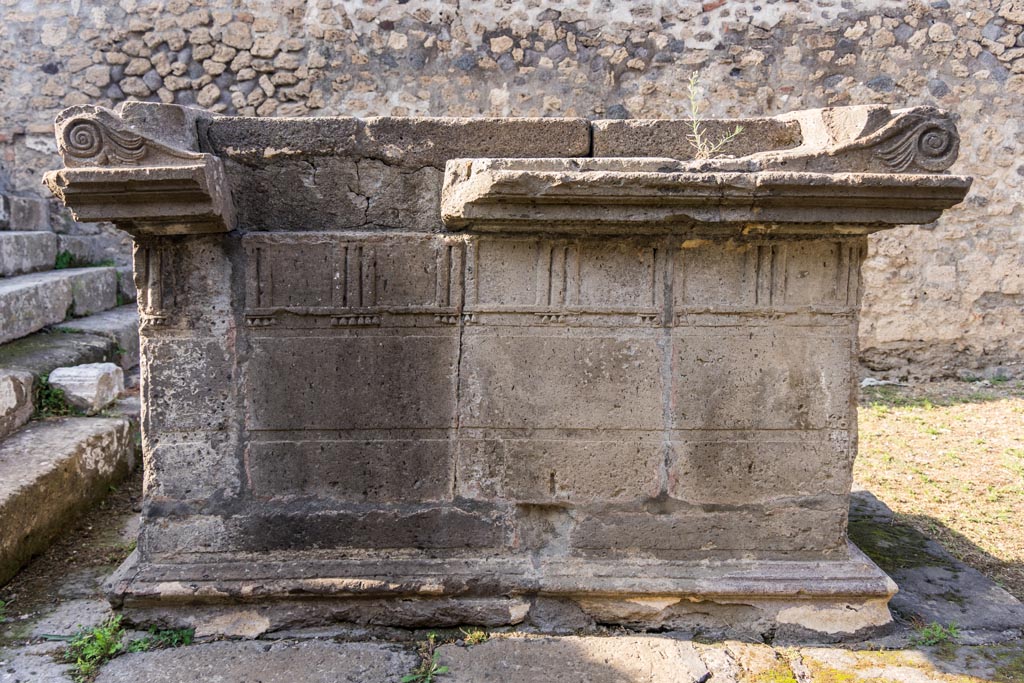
[0,267,118,345]
[56,234,131,269]
[0,327,120,380]
[0,416,136,585]
[0,231,58,277]
[0,194,51,232]
[55,305,140,370]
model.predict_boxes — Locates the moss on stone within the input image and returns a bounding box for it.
[751,666,799,683]
[847,519,954,573]
[995,651,1024,683]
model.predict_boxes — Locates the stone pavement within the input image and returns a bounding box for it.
[2,491,1023,682]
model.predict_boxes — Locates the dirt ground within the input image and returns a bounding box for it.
[855,378,1024,601]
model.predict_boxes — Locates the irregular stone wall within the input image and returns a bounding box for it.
[2,0,1021,377]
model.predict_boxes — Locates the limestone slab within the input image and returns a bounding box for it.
[437,636,709,683]
[0,231,58,276]
[0,328,119,380]
[47,362,124,414]
[0,267,118,344]
[593,117,802,159]
[0,194,51,232]
[94,641,416,683]
[0,369,34,441]
[55,305,140,369]
[441,158,972,233]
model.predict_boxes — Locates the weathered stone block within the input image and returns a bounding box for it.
[0,267,118,344]
[204,117,590,232]
[0,194,52,232]
[142,337,234,432]
[246,333,457,431]
[225,505,509,553]
[667,433,854,506]
[457,437,664,504]
[0,231,58,276]
[671,328,853,431]
[0,369,34,440]
[570,504,849,560]
[247,439,453,503]
[592,118,802,159]
[145,435,242,501]
[48,362,124,414]
[55,305,140,370]
[458,332,664,430]
[0,418,134,584]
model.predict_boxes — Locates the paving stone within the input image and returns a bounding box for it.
[437,635,710,683]
[0,268,118,344]
[0,417,134,584]
[796,646,1015,683]
[94,640,416,683]
[0,369,33,441]
[28,599,112,641]
[0,644,74,683]
[47,363,124,414]
[55,305,140,369]
[0,232,58,277]
[850,490,1024,639]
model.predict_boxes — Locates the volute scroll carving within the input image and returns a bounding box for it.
[44,104,235,237]
[54,105,206,169]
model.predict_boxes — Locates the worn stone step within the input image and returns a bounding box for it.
[0,194,51,232]
[55,305,140,370]
[56,234,131,268]
[0,417,135,585]
[0,327,120,380]
[0,231,58,277]
[0,267,118,345]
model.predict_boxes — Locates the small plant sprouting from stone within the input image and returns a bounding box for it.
[459,627,489,646]
[54,250,117,270]
[126,625,194,653]
[61,616,126,682]
[34,374,79,418]
[0,599,7,623]
[911,621,960,646]
[60,615,195,682]
[402,632,450,683]
[686,71,743,160]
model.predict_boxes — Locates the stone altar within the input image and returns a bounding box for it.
[45,103,970,640]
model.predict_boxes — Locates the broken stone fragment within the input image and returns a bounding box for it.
[47,362,124,414]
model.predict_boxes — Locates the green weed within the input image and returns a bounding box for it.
[62,616,126,682]
[402,632,449,683]
[911,621,960,646]
[34,375,80,418]
[61,616,194,681]
[54,251,116,270]
[126,626,194,653]
[459,627,489,646]
[685,71,743,159]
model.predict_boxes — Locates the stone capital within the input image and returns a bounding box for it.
[43,103,235,237]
